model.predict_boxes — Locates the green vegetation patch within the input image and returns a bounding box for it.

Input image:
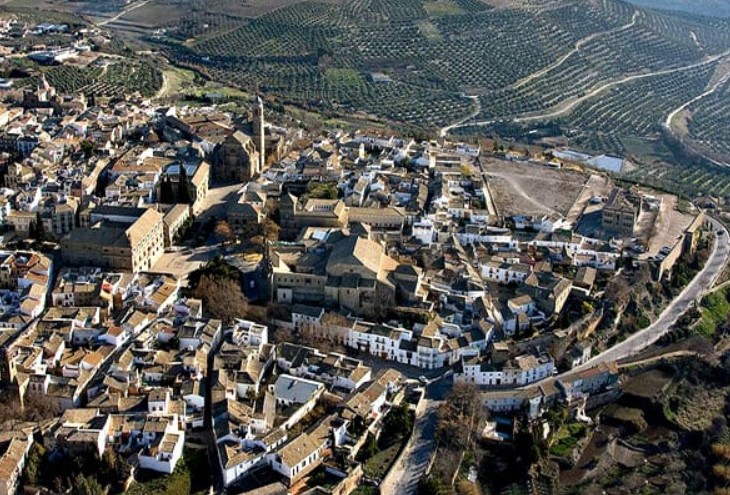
[663,381,730,431]
[696,288,730,337]
[128,448,211,495]
[423,1,465,17]
[549,422,587,458]
[323,68,365,87]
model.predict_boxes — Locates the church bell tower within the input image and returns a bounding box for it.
[254,96,266,174]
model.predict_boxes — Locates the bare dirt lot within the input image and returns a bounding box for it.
[482,158,587,217]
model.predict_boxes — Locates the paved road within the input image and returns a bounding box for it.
[380,376,452,495]
[578,216,729,369]
[380,400,438,495]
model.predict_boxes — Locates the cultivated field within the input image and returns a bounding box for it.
[143,0,730,156]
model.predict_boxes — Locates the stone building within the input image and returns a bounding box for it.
[273,233,398,316]
[61,208,164,273]
[211,132,260,183]
[601,188,641,237]
[279,193,348,240]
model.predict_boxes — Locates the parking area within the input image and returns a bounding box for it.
[637,193,695,260]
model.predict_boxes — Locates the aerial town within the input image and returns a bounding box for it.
[0,10,726,495]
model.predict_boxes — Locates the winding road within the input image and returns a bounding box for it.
[515,50,730,124]
[439,95,481,137]
[663,71,730,168]
[439,11,641,137]
[578,216,729,369]
[385,217,728,495]
[664,72,730,130]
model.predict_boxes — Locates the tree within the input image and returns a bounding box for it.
[191,272,248,324]
[24,443,45,486]
[80,140,95,158]
[418,475,449,495]
[70,474,105,495]
[100,448,129,487]
[262,218,280,242]
[212,220,235,244]
[357,434,378,461]
[382,404,413,445]
[605,275,631,309]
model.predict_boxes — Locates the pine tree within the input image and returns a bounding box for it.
[35,213,46,242]
[177,164,192,205]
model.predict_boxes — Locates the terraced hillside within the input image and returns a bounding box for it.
[156,0,730,142]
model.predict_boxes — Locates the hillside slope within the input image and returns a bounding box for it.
[628,0,730,18]
[153,0,730,158]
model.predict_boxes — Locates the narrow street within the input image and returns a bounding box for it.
[380,401,439,495]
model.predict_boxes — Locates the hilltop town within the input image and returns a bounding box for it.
[0,11,726,495]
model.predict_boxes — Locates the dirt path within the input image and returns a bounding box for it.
[439,95,481,137]
[155,71,168,99]
[444,50,730,136]
[96,0,152,27]
[664,72,730,131]
[515,49,730,123]
[512,10,640,90]
[488,170,561,216]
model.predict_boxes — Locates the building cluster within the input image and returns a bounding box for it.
[0,17,107,70]
[220,135,623,386]
[211,323,407,489]
[0,261,207,489]
[0,32,711,492]
[0,70,295,274]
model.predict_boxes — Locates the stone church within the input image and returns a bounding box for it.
[211,97,278,182]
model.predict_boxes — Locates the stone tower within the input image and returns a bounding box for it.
[253,96,266,174]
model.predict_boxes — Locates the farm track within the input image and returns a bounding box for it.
[95,0,152,27]
[664,71,730,131]
[444,50,730,135]
[515,50,730,123]
[511,10,641,90]
[439,95,480,137]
